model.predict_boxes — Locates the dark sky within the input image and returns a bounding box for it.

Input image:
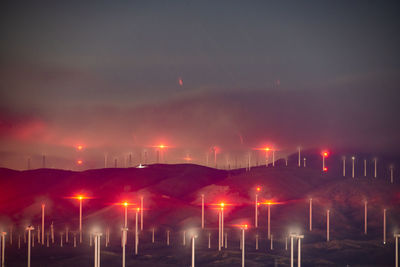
[1,1,400,169]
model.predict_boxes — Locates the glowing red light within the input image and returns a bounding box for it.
[66,195,93,200]
[323,167,328,172]
[178,78,183,86]
[77,160,83,165]
[77,145,83,151]
[322,151,329,157]
[256,187,261,192]
[154,144,168,149]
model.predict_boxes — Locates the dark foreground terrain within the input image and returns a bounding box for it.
[1,153,399,266]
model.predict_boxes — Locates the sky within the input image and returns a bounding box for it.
[1,0,400,169]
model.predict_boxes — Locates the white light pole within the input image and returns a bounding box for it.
[390,165,394,184]
[121,228,128,267]
[297,235,304,267]
[240,225,248,267]
[79,197,83,243]
[272,149,275,167]
[152,228,155,243]
[327,210,330,242]
[135,208,139,255]
[309,198,312,231]
[201,194,205,229]
[352,156,355,178]
[364,201,368,235]
[220,203,224,248]
[383,209,387,245]
[395,234,400,267]
[255,234,259,250]
[140,197,144,231]
[93,232,102,267]
[124,202,128,228]
[267,203,271,240]
[208,233,211,249]
[374,158,377,178]
[1,232,6,267]
[51,222,54,244]
[290,235,294,267]
[298,147,301,167]
[255,188,260,228]
[26,226,34,267]
[191,234,197,267]
[364,159,367,177]
[183,231,186,246]
[166,230,170,246]
[342,156,346,177]
[41,204,45,245]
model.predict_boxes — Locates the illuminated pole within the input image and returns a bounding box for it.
[124,202,128,228]
[26,226,34,267]
[93,232,102,267]
[374,158,377,178]
[297,235,304,267]
[135,208,139,255]
[255,234,259,250]
[272,150,275,167]
[247,153,251,171]
[303,157,306,167]
[364,159,367,177]
[79,197,83,243]
[166,230,170,246]
[241,225,247,267]
[60,233,63,247]
[46,232,49,247]
[66,227,69,243]
[1,232,6,267]
[327,210,330,242]
[152,228,155,243]
[51,222,54,244]
[201,194,205,229]
[285,157,288,167]
[208,233,211,249]
[352,156,355,178]
[37,226,40,244]
[390,166,394,184]
[225,232,227,248]
[290,235,294,267]
[140,197,144,231]
[191,234,197,267]
[383,209,387,245]
[285,236,288,250]
[322,153,326,171]
[267,203,271,239]
[364,201,368,235]
[255,188,260,228]
[395,234,400,267]
[221,203,224,248]
[270,234,273,250]
[183,231,186,246]
[73,233,76,248]
[342,156,346,177]
[309,199,312,231]
[298,147,301,167]
[218,211,221,251]
[121,228,128,267]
